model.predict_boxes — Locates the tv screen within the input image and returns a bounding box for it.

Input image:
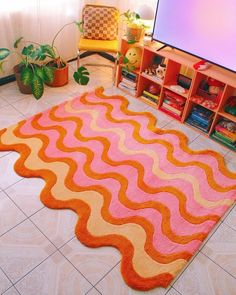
[152,0,236,72]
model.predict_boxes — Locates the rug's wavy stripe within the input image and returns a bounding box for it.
[43,105,232,223]
[0,87,235,291]
[33,111,222,229]
[62,96,236,195]
[19,114,214,253]
[84,89,236,185]
[15,118,205,256]
[0,128,188,275]
[59,103,235,206]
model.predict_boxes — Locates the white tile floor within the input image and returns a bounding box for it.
[0,56,235,295]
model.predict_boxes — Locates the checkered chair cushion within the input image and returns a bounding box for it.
[82,5,119,41]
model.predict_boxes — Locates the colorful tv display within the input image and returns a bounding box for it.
[152,0,236,72]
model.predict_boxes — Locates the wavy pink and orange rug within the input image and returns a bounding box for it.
[0,87,235,290]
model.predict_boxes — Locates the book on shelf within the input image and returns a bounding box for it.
[186,117,210,133]
[192,105,214,119]
[121,77,137,89]
[163,98,184,111]
[143,90,159,100]
[141,95,158,104]
[118,82,136,96]
[164,90,186,106]
[214,130,235,144]
[190,113,213,126]
[211,132,236,150]
[215,124,236,142]
[121,69,137,82]
[162,102,183,116]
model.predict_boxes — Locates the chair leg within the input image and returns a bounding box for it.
[77,50,81,68]
[113,52,119,85]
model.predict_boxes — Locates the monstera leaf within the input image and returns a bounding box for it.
[0,48,10,61]
[73,66,89,85]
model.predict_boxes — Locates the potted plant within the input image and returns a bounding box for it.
[43,21,89,88]
[121,10,148,42]
[13,38,56,98]
[3,21,89,100]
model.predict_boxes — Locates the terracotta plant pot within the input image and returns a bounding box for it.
[47,63,69,87]
[13,65,32,94]
[126,26,144,42]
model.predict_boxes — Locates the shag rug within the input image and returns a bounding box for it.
[0,87,235,291]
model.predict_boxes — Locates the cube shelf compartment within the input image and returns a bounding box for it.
[116,38,236,152]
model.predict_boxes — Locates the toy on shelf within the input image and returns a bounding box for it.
[156,63,166,80]
[224,96,236,117]
[124,46,142,71]
[193,60,211,71]
[144,64,158,76]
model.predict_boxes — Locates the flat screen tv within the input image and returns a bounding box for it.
[152,0,236,73]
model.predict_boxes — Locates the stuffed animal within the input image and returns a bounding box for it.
[124,46,142,70]
[156,63,166,80]
[144,64,158,76]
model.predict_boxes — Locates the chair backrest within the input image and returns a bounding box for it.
[82,4,119,41]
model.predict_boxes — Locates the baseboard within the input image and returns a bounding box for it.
[0,74,16,86]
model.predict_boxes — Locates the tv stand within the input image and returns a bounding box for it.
[116,38,236,152]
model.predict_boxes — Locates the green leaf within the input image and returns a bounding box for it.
[0,61,5,72]
[34,66,45,81]
[42,65,55,83]
[20,67,33,85]
[22,45,34,56]
[13,37,23,48]
[31,75,44,99]
[75,21,84,33]
[123,56,129,64]
[0,48,10,61]
[127,40,136,44]
[41,45,56,59]
[73,66,89,85]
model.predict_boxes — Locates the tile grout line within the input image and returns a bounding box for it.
[56,247,94,289]
[171,286,183,295]
[93,260,121,289]
[0,266,14,292]
[0,175,25,192]
[85,286,103,295]
[168,249,202,288]
[200,251,236,280]
[12,248,58,291]
[223,222,236,232]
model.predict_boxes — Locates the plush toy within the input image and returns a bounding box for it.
[124,46,142,70]
[144,64,158,76]
[156,63,166,80]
